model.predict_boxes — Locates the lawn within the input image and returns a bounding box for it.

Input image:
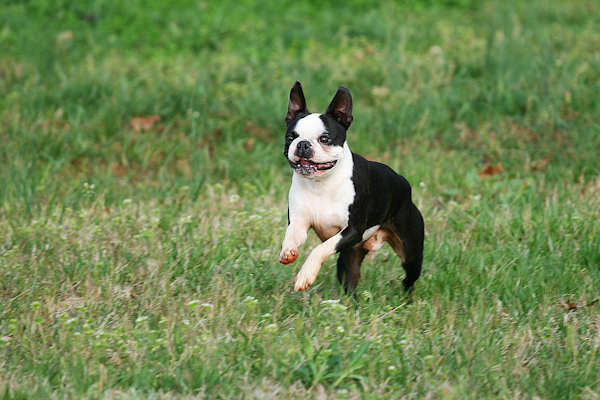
[1,0,600,398]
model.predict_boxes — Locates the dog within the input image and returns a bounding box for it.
[279,81,424,294]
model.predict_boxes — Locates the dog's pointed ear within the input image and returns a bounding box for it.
[325,86,353,129]
[285,81,309,125]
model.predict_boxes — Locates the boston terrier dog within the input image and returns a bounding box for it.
[279,81,424,294]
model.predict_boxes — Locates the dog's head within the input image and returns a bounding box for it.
[284,81,353,178]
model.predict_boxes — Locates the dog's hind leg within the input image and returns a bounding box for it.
[388,204,424,293]
[337,245,368,294]
[386,232,422,292]
[401,254,423,293]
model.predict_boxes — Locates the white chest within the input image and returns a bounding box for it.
[288,145,355,241]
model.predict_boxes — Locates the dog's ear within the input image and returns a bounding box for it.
[325,86,353,129]
[285,81,309,125]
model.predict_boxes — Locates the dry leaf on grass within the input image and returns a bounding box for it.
[559,296,597,310]
[128,115,161,132]
[477,162,504,178]
[560,298,585,310]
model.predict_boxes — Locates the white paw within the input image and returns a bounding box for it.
[294,270,316,292]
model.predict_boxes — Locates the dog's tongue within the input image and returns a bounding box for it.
[297,159,334,171]
[316,162,333,170]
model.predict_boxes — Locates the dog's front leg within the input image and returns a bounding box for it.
[279,219,310,265]
[294,227,362,292]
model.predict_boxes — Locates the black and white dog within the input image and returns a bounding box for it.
[279,82,424,294]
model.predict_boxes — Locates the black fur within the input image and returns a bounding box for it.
[335,154,424,293]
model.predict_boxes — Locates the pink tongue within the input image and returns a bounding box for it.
[299,159,313,167]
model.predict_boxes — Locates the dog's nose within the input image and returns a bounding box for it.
[297,140,311,152]
[294,140,314,159]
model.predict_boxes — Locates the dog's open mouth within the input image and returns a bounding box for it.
[289,158,337,175]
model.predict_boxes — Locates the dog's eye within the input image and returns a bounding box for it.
[319,135,332,145]
[285,134,295,144]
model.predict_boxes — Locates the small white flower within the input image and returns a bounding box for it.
[336,326,345,333]
[262,313,271,319]
[264,324,278,333]
[229,194,240,203]
[242,296,258,305]
[419,182,426,188]
[123,198,133,204]
[180,215,193,224]
[322,299,348,310]
[388,365,397,371]
[182,319,191,326]
[135,316,149,323]
[186,300,200,307]
[201,303,214,310]
[65,317,79,326]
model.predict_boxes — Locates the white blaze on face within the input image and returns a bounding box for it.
[293,114,326,141]
[287,114,343,164]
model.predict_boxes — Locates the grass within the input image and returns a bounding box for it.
[1,0,600,398]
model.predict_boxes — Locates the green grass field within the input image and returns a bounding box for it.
[1,0,600,398]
